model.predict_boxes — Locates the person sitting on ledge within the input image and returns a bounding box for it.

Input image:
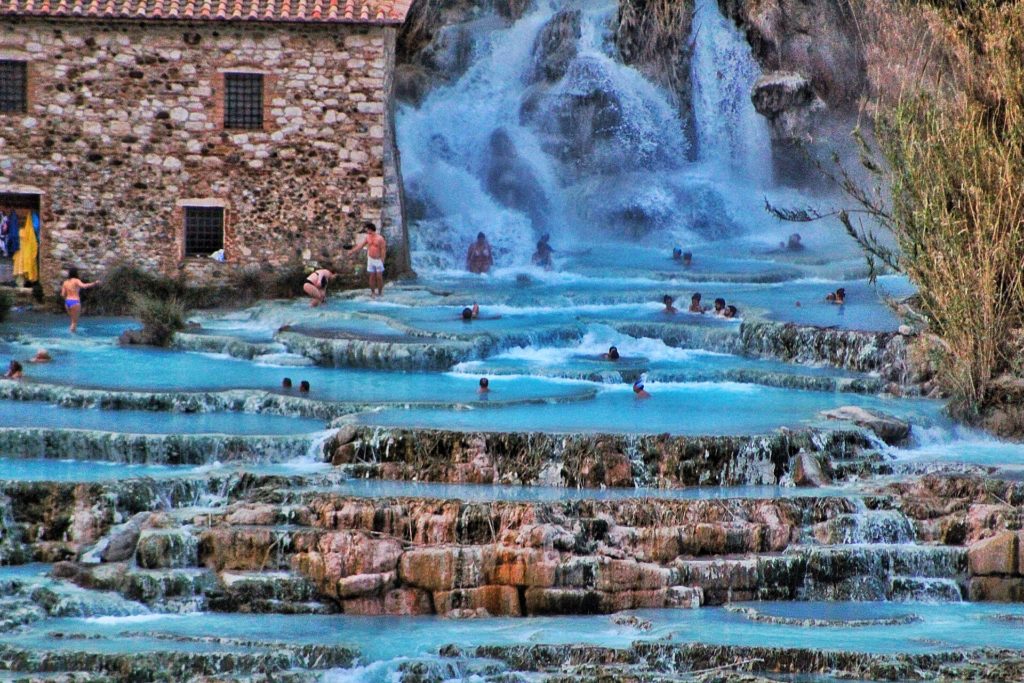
[672,246,683,262]
[682,251,693,268]
[4,360,23,379]
[299,380,310,393]
[29,349,51,363]
[632,379,651,399]
[478,377,490,395]
[282,377,293,390]
[724,305,739,319]
[602,346,620,361]
[662,295,677,314]
[712,297,726,316]
[689,292,707,314]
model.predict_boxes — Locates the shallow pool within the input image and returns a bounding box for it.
[0,458,202,481]
[0,401,324,435]
[1,344,594,404]
[6,601,1022,662]
[354,382,942,436]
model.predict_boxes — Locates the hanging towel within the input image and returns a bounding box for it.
[6,211,19,257]
[12,217,38,283]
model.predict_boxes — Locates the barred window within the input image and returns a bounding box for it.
[224,73,263,130]
[184,206,224,257]
[0,60,28,114]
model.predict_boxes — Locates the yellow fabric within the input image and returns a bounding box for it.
[13,218,38,283]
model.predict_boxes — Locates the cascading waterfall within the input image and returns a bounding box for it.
[397,0,778,272]
[689,0,772,180]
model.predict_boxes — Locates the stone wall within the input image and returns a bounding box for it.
[0,17,410,290]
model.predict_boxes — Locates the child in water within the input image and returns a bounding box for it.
[478,377,490,395]
[662,295,677,314]
[632,379,651,399]
[602,346,620,361]
[689,293,707,314]
[60,268,100,333]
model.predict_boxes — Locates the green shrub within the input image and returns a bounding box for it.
[131,294,187,347]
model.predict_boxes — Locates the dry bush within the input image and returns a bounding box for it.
[848,0,964,109]
[848,1,1024,421]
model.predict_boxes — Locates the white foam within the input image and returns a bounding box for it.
[493,325,728,364]
[81,613,180,625]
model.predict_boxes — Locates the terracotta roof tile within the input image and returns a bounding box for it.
[1,0,405,23]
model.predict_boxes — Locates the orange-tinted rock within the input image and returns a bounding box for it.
[398,546,484,592]
[968,576,1024,602]
[383,587,433,615]
[336,571,397,599]
[968,531,1019,576]
[792,451,832,487]
[199,527,280,571]
[342,596,385,615]
[484,547,558,587]
[225,504,278,526]
[434,585,521,617]
[595,559,670,592]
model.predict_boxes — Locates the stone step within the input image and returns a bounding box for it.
[207,570,337,614]
[799,544,967,601]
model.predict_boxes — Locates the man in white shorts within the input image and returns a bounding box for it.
[347,222,387,297]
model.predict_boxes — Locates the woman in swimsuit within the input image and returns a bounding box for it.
[303,269,335,307]
[60,268,100,333]
[4,360,23,379]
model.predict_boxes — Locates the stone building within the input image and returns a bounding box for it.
[0,0,411,290]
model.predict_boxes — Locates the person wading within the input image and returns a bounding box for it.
[347,223,387,297]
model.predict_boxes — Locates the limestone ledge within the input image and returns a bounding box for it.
[331,426,871,487]
[0,381,355,419]
[277,323,584,369]
[468,642,1024,681]
[0,428,320,465]
[50,491,890,616]
[739,320,909,379]
[0,642,355,682]
[172,332,281,360]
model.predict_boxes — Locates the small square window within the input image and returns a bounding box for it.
[184,206,224,257]
[0,61,28,114]
[224,73,264,130]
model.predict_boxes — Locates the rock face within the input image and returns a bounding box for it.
[967,531,1024,602]
[614,0,697,154]
[396,0,532,104]
[332,427,871,487]
[820,406,911,445]
[718,0,866,110]
[528,8,581,85]
[751,71,825,142]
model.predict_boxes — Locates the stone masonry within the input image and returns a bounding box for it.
[0,16,410,290]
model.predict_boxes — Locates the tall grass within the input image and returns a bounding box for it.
[849,1,1024,421]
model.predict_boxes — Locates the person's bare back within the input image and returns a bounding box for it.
[60,278,87,300]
